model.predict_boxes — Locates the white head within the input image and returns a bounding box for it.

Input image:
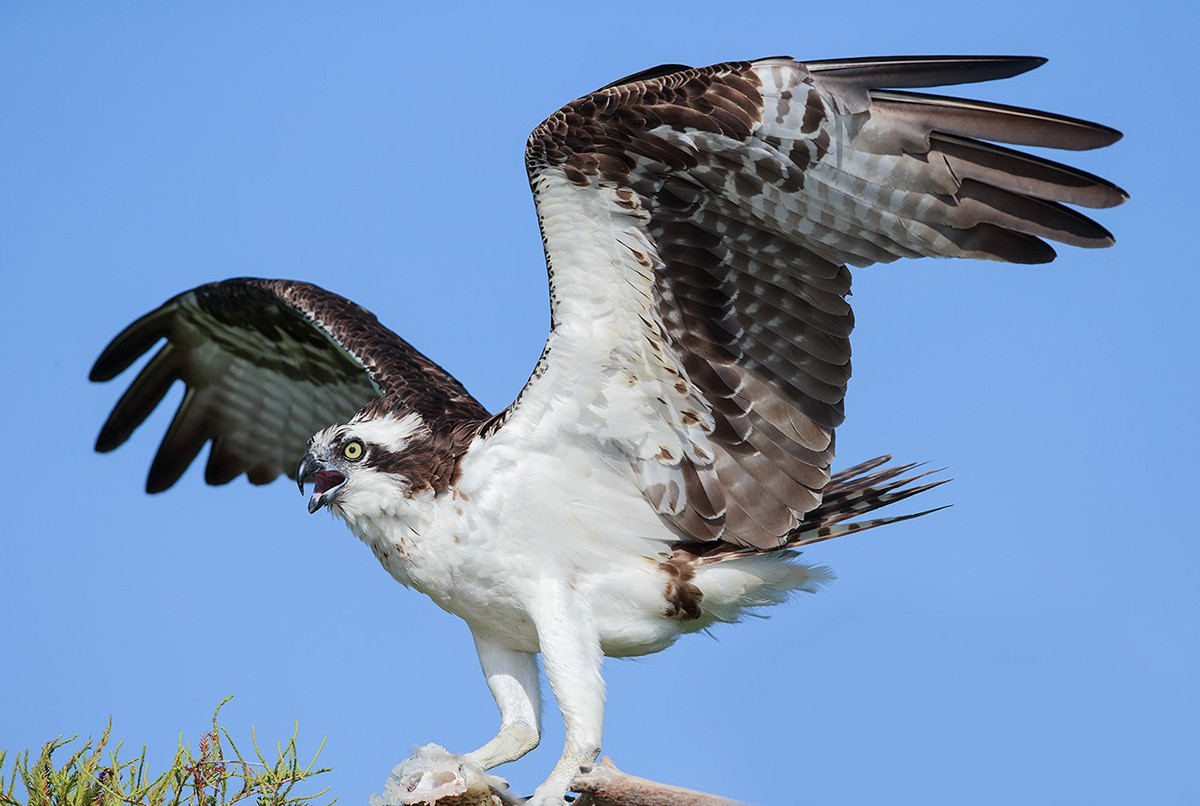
[296,408,431,519]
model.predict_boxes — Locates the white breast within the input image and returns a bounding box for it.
[335,421,703,658]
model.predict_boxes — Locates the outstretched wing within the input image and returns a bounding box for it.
[508,55,1125,549]
[90,278,487,492]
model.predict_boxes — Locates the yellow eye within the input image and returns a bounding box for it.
[343,440,364,461]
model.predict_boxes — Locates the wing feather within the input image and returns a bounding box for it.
[91,278,486,492]
[867,89,1123,151]
[95,343,184,453]
[514,54,1124,548]
[930,133,1127,208]
[801,54,1048,89]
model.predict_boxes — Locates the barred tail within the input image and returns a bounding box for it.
[784,455,950,549]
[677,455,948,570]
[677,455,947,623]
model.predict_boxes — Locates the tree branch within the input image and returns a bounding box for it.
[571,758,747,806]
[370,747,747,806]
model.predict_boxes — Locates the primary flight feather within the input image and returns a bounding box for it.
[91,54,1124,804]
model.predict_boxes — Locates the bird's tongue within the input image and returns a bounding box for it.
[313,470,346,495]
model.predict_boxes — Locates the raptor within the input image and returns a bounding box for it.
[91,55,1125,804]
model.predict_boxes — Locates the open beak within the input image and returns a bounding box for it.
[296,452,347,514]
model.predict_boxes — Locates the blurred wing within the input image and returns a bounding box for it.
[508,55,1125,549]
[91,278,486,492]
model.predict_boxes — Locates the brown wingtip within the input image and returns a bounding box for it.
[1083,121,1123,149]
[803,55,1049,87]
[89,304,177,383]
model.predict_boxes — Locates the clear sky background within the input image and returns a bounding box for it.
[2,3,1196,804]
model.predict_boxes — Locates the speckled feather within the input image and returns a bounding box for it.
[517,55,1124,549]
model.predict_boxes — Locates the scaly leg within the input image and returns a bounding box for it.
[465,628,541,770]
[526,583,605,806]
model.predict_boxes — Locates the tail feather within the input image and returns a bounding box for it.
[789,455,950,547]
[679,455,947,626]
[786,500,951,549]
[822,461,925,502]
[828,454,894,483]
[683,455,948,564]
[811,467,946,526]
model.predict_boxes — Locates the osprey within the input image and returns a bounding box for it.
[91,55,1124,804]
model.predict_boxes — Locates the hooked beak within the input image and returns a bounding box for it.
[296,452,347,514]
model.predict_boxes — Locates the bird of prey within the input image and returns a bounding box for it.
[90,55,1124,804]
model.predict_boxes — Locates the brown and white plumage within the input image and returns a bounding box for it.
[91,55,1124,804]
[90,279,488,492]
[516,54,1122,552]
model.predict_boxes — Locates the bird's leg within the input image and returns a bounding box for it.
[526,583,605,806]
[464,629,541,770]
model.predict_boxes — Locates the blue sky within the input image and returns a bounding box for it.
[2,2,1196,804]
